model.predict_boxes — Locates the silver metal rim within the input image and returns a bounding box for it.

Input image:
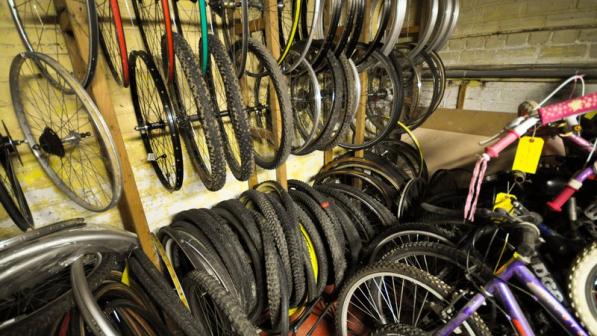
[426,0,452,51]
[71,256,120,336]
[11,52,122,212]
[291,58,322,154]
[435,0,459,51]
[282,0,323,74]
[380,0,407,56]
[339,269,476,335]
[407,0,438,59]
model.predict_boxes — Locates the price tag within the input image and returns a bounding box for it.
[512,136,544,174]
[585,110,596,120]
[121,262,130,286]
[493,193,517,213]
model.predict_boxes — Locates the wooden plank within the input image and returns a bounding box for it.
[456,81,468,109]
[60,0,159,266]
[262,0,287,190]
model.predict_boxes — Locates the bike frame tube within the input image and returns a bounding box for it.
[434,258,588,336]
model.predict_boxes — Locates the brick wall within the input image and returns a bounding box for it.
[430,0,597,114]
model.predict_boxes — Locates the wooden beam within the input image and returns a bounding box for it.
[456,81,468,109]
[421,108,514,136]
[60,0,159,266]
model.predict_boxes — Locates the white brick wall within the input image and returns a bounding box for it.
[432,0,597,114]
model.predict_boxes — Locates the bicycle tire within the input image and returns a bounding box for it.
[309,0,341,68]
[283,0,322,73]
[351,0,390,66]
[288,189,346,285]
[0,253,118,336]
[290,56,322,155]
[7,0,99,88]
[129,50,184,190]
[295,204,328,299]
[185,270,258,335]
[335,262,491,336]
[167,33,227,191]
[131,0,175,82]
[365,222,455,263]
[171,0,209,72]
[10,52,122,212]
[339,49,402,150]
[204,34,254,181]
[211,0,248,77]
[323,53,356,151]
[379,0,407,57]
[128,252,207,336]
[97,0,129,87]
[242,38,293,169]
[308,51,345,152]
[568,242,597,335]
[0,144,33,231]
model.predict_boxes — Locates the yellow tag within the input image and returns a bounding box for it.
[121,262,130,286]
[493,193,517,213]
[585,110,596,120]
[512,136,544,174]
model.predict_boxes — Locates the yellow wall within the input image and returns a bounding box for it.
[0,0,323,238]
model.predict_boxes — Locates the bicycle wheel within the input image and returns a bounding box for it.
[204,34,254,181]
[339,49,402,150]
[378,0,407,57]
[308,0,341,68]
[97,0,129,86]
[7,0,99,88]
[242,38,292,169]
[171,0,209,72]
[336,262,490,336]
[289,56,322,155]
[307,51,344,152]
[0,124,33,232]
[287,0,323,73]
[132,0,175,83]
[435,0,459,50]
[569,242,597,335]
[10,52,122,212]
[425,0,452,51]
[352,0,390,66]
[129,50,183,191]
[405,0,438,60]
[167,33,227,190]
[210,0,248,77]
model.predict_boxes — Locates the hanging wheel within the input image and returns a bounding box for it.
[289,54,321,155]
[130,50,183,191]
[10,52,122,212]
[7,0,99,88]
[167,33,227,191]
[132,0,176,83]
[0,122,33,232]
[204,34,254,181]
[210,0,248,77]
[97,0,130,86]
[241,38,292,169]
[171,0,210,73]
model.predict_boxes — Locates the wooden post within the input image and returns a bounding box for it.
[457,81,468,110]
[59,0,159,266]
[259,0,288,190]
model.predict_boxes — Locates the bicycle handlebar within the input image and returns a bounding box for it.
[485,117,539,158]
[547,164,597,212]
[538,91,597,125]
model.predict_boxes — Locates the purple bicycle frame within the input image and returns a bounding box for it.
[434,257,588,336]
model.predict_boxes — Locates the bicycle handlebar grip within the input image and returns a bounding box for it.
[538,92,597,125]
[517,223,540,258]
[486,131,519,158]
[547,185,578,212]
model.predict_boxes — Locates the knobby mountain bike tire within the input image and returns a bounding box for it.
[242,38,293,169]
[130,50,184,190]
[171,0,209,73]
[167,33,227,191]
[204,34,254,181]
